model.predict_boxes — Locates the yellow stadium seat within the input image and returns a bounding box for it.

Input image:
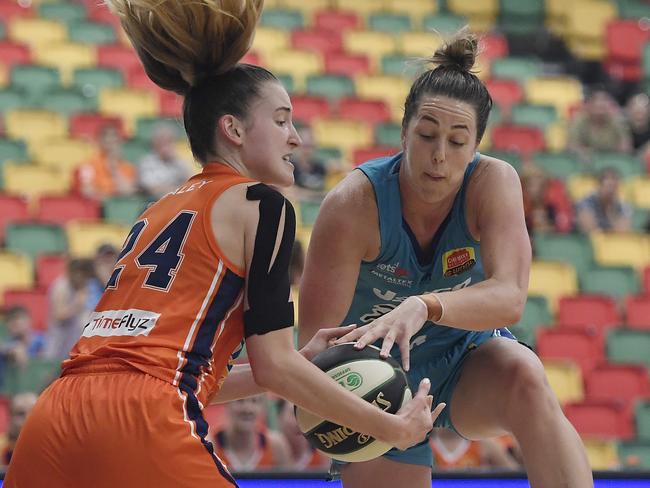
[355,75,411,121]
[275,0,329,13]
[528,260,578,311]
[33,42,97,84]
[0,252,34,303]
[66,221,129,258]
[264,49,323,91]
[3,164,72,201]
[8,18,67,48]
[567,174,598,202]
[5,109,67,146]
[175,141,197,172]
[251,27,290,57]
[98,88,159,135]
[566,1,616,61]
[295,226,312,253]
[31,138,94,175]
[525,76,583,118]
[447,0,497,32]
[591,232,650,269]
[568,39,607,62]
[583,439,620,470]
[312,119,373,163]
[542,359,584,405]
[343,31,399,69]
[387,0,438,18]
[399,32,443,57]
[545,0,568,35]
[629,177,650,209]
[545,122,568,152]
[334,0,387,16]
[0,64,8,89]
[478,126,491,151]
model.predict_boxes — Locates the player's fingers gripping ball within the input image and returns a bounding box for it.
[295,342,412,462]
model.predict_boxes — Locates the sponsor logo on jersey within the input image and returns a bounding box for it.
[442,247,476,277]
[370,261,414,288]
[82,308,160,338]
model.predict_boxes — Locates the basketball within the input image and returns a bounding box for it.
[295,342,412,463]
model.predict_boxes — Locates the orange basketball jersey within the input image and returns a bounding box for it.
[63,163,254,408]
[431,437,483,470]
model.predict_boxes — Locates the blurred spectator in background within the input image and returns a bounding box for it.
[625,93,650,156]
[79,125,137,200]
[276,399,330,471]
[45,258,97,362]
[521,166,572,235]
[213,396,290,471]
[93,243,119,288]
[430,428,519,471]
[568,88,632,162]
[576,167,632,233]
[0,306,45,370]
[138,123,193,200]
[292,125,327,193]
[2,392,38,468]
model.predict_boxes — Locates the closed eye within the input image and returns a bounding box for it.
[450,141,465,147]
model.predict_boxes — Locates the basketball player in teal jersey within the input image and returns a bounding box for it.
[298,30,593,488]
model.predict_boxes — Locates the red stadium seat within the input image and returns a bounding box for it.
[0,194,29,243]
[558,295,620,331]
[642,266,650,295]
[158,90,183,117]
[0,1,33,19]
[0,396,10,436]
[291,95,331,123]
[338,98,391,124]
[536,325,604,373]
[585,364,650,404]
[0,42,31,67]
[69,113,124,141]
[564,400,634,439]
[4,288,49,332]
[314,9,360,31]
[291,29,343,55]
[543,179,574,233]
[490,124,545,156]
[241,50,261,66]
[36,195,101,225]
[86,0,121,29]
[126,65,163,92]
[353,146,399,166]
[97,44,143,77]
[625,295,650,330]
[479,33,509,61]
[485,79,524,108]
[605,20,650,82]
[324,52,371,76]
[36,254,66,289]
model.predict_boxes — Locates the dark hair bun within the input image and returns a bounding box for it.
[430,27,478,73]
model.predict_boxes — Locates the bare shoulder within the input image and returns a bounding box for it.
[468,154,521,192]
[319,169,377,227]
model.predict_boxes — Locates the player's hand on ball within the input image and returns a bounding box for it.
[333,296,428,371]
[392,378,445,451]
[299,324,357,361]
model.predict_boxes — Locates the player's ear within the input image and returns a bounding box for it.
[219,114,245,146]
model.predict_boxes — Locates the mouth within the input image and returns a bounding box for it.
[282,154,293,164]
[424,172,445,181]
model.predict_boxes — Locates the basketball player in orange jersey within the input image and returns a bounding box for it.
[4,2,443,487]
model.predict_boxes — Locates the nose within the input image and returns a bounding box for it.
[288,123,302,149]
[432,139,445,164]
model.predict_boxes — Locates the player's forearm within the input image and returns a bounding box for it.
[210,363,264,404]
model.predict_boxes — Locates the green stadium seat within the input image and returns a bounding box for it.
[0,21,5,41]
[135,117,183,143]
[306,74,355,99]
[375,122,402,147]
[0,88,28,112]
[276,74,295,93]
[422,13,467,33]
[38,3,87,25]
[591,152,643,178]
[260,8,304,31]
[491,57,542,82]
[643,44,650,80]
[298,200,321,227]
[511,104,558,129]
[103,195,151,226]
[532,152,581,180]
[68,20,116,45]
[618,442,650,469]
[616,0,650,19]
[487,150,523,172]
[636,401,650,441]
[580,266,640,299]
[499,0,544,35]
[534,233,593,277]
[509,295,551,347]
[5,223,67,260]
[73,67,123,95]
[10,65,60,104]
[368,13,412,33]
[2,358,61,395]
[121,139,151,164]
[632,208,649,231]
[314,146,343,163]
[0,138,28,165]
[381,54,423,78]
[607,329,650,367]
[39,88,96,115]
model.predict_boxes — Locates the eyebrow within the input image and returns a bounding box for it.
[275,107,291,114]
[419,114,470,132]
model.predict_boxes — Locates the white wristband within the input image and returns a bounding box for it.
[412,296,429,323]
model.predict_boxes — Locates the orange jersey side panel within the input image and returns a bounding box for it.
[63,163,253,406]
[431,438,483,470]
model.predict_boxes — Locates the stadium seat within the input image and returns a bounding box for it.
[338,98,391,124]
[0,138,28,165]
[591,232,650,269]
[69,113,123,141]
[314,9,360,31]
[567,174,598,202]
[532,152,581,180]
[39,87,97,115]
[536,325,604,373]
[486,150,523,172]
[343,31,398,70]
[66,221,128,258]
[97,44,143,77]
[9,18,67,48]
[625,295,650,330]
[447,0,497,31]
[0,1,33,19]
[10,65,60,104]
[542,359,584,405]
[38,3,87,25]
[33,42,97,84]
[386,0,438,18]
[0,194,29,243]
[510,295,551,347]
[3,163,72,199]
[333,0,386,16]
[368,13,412,34]
[485,78,524,108]
[381,54,424,79]
[291,29,343,56]
[324,52,371,77]
[617,0,650,18]
[557,295,620,331]
[134,117,183,143]
[121,139,151,164]
[3,359,61,395]
[0,252,33,300]
[582,439,620,470]
[637,401,650,442]
[422,12,467,33]
[375,122,402,148]
[399,32,442,57]
[290,95,331,123]
[73,67,123,96]
[36,195,101,225]
[158,90,183,118]
[524,76,583,118]
[297,200,321,228]
[528,260,578,311]
[0,41,31,67]
[35,254,66,290]
[0,87,28,112]
[354,75,411,121]
[584,364,649,404]
[312,118,373,161]
[628,177,650,209]
[5,223,67,260]
[607,329,650,367]
[265,49,323,90]
[618,442,650,470]
[98,88,159,134]
[68,19,116,45]
[490,124,545,156]
[511,104,558,129]
[591,152,643,178]
[3,289,48,332]
[499,0,545,36]
[260,8,304,31]
[102,195,151,226]
[606,20,650,82]
[31,138,93,175]
[565,1,617,61]
[250,27,290,57]
[353,147,399,166]
[274,0,330,15]
[564,400,634,439]
[580,266,640,299]
[490,56,542,82]
[6,109,67,146]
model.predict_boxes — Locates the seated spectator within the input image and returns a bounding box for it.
[44,258,98,362]
[2,392,38,468]
[138,123,193,200]
[0,306,45,369]
[576,167,632,233]
[430,427,519,471]
[521,166,572,235]
[568,88,632,162]
[292,125,327,193]
[625,93,650,155]
[276,399,330,471]
[213,396,290,471]
[93,243,119,288]
[79,125,137,200]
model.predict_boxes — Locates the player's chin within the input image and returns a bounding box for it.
[269,165,295,188]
